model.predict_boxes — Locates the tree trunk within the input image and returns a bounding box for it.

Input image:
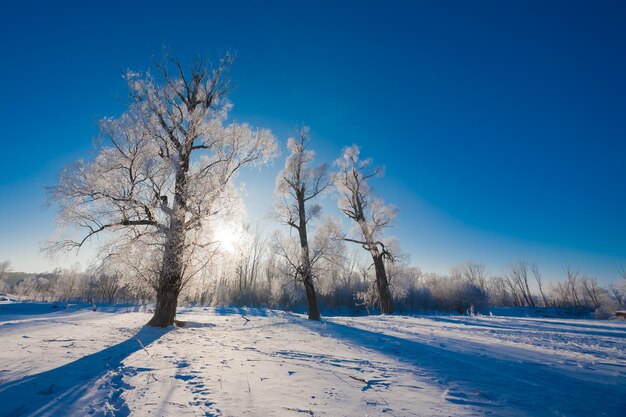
[147,233,184,326]
[147,277,180,327]
[524,280,535,307]
[372,254,393,314]
[297,192,320,321]
[302,269,320,320]
[147,162,188,327]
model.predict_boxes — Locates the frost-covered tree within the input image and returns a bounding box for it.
[274,129,331,320]
[224,223,268,305]
[0,260,10,280]
[505,262,535,307]
[609,268,626,308]
[270,233,303,304]
[451,261,488,292]
[272,216,345,311]
[0,261,11,292]
[310,217,346,282]
[529,262,549,307]
[486,276,515,306]
[93,271,122,303]
[580,276,602,309]
[564,265,582,308]
[48,54,278,326]
[334,145,396,314]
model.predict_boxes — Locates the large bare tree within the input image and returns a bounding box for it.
[334,145,396,314]
[274,128,331,320]
[48,54,278,326]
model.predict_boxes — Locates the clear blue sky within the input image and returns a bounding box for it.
[0,0,624,282]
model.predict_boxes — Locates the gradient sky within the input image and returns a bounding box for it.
[0,0,625,283]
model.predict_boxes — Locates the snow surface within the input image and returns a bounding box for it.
[0,304,625,417]
[0,294,19,304]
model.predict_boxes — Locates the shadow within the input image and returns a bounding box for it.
[421,316,626,339]
[207,306,281,318]
[0,326,170,417]
[298,319,626,416]
[178,321,216,329]
[504,317,626,333]
[0,304,152,327]
[0,302,70,315]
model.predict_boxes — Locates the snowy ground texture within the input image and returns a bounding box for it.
[0,303,625,417]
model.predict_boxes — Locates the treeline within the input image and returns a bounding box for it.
[0,268,151,304]
[2,252,624,318]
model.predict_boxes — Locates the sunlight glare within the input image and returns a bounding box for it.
[214,225,240,253]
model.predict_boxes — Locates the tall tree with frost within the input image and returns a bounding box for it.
[48,54,278,327]
[274,128,331,320]
[334,145,396,314]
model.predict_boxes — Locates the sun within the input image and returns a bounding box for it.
[214,224,241,253]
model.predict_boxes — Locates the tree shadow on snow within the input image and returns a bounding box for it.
[0,326,170,417]
[299,319,626,417]
[420,316,626,338]
[210,307,283,317]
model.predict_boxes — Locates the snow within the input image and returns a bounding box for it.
[0,294,19,304]
[1,304,625,416]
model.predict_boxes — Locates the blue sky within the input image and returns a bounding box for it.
[0,1,625,282]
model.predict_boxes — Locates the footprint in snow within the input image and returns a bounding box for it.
[175,368,220,416]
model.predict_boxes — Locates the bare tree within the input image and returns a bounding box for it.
[96,272,122,303]
[503,275,523,306]
[580,276,601,309]
[48,53,278,326]
[487,276,515,306]
[0,260,10,284]
[551,281,572,307]
[274,128,331,320]
[233,224,267,304]
[506,261,535,307]
[334,145,396,314]
[611,267,626,308]
[271,217,342,311]
[452,261,488,292]
[312,219,351,298]
[609,284,625,308]
[529,262,549,307]
[270,233,303,305]
[564,265,581,308]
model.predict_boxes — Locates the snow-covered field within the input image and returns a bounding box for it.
[0,303,625,417]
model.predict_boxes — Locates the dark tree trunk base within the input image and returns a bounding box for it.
[308,313,321,321]
[373,254,393,315]
[147,287,179,327]
[303,276,321,321]
[307,309,321,321]
[147,314,176,327]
